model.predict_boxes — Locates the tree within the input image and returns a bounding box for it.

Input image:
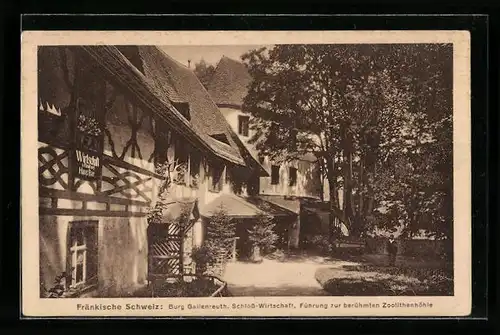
[205,205,236,260]
[193,59,215,89]
[241,44,453,240]
[192,205,236,275]
[247,213,279,262]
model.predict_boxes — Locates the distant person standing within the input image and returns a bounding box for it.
[387,234,398,266]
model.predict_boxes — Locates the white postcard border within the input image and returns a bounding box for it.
[21,30,471,317]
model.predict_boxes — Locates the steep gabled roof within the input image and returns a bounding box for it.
[207,55,321,167]
[205,56,268,175]
[134,46,246,166]
[206,56,253,108]
[224,123,269,177]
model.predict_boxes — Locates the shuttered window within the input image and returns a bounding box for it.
[289,167,298,186]
[209,162,225,193]
[238,115,250,137]
[271,165,280,185]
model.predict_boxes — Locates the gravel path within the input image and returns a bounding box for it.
[223,256,358,296]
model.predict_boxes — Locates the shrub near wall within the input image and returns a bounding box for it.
[194,206,236,277]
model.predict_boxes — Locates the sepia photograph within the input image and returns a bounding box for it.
[21,30,471,317]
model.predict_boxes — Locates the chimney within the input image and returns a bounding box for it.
[187,59,191,68]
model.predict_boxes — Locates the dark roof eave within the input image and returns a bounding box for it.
[200,213,290,219]
[216,103,243,110]
[77,45,246,167]
[223,124,268,174]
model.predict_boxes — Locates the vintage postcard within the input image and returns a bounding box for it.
[21,30,471,317]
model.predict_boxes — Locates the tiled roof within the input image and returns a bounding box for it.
[202,57,267,174]
[206,56,253,107]
[254,195,302,214]
[207,55,319,166]
[245,196,297,217]
[200,193,294,218]
[224,125,269,177]
[200,193,264,218]
[135,46,245,166]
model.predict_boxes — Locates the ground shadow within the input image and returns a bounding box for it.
[226,284,329,297]
[132,279,221,297]
[264,249,365,264]
[315,262,453,296]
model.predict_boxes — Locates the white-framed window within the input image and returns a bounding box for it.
[67,221,98,288]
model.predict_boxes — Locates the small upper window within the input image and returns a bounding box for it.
[211,133,230,145]
[116,46,145,75]
[289,167,298,186]
[173,102,191,121]
[271,165,280,185]
[238,115,250,137]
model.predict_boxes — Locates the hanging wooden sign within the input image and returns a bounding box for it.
[71,98,104,181]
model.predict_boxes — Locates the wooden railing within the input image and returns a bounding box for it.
[209,276,228,297]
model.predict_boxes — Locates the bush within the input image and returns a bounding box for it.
[195,205,236,274]
[308,235,333,255]
[41,272,67,298]
[191,244,216,275]
[206,205,236,243]
[266,248,287,261]
[247,213,279,255]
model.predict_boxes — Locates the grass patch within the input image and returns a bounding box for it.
[316,263,453,296]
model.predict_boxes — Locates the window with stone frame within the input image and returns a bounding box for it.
[238,115,250,137]
[67,221,98,289]
[271,165,280,185]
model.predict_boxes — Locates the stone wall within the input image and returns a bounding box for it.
[39,214,149,298]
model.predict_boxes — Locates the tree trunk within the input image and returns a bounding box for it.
[343,151,355,234]
[325,157,338,242]
[318,160,325,202]
[328,176,337,241]
[354,156,365,237]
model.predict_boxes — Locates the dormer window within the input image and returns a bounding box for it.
[173,102,191,121]
[211,133,230,145]
[116,46,145,75]
[238,115,250,137]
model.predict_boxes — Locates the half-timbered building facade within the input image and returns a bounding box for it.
[37,45,268,298]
